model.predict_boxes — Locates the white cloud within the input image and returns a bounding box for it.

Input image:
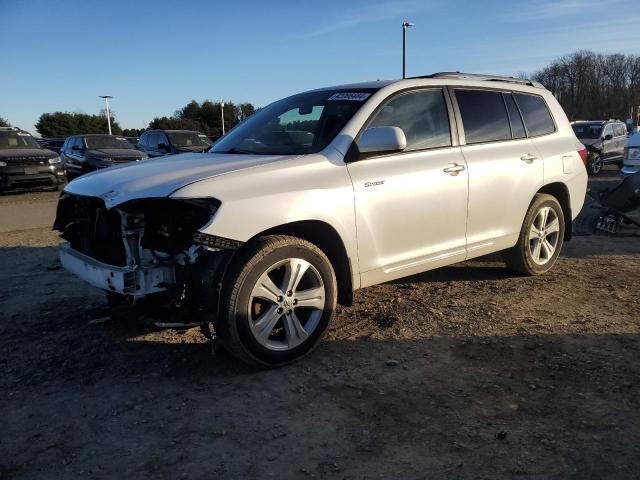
[302,0,435,38]
[500,0,625,22]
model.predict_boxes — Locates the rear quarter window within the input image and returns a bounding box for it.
[514,93,555,137]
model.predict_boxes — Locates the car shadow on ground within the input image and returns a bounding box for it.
[3,323,639,478]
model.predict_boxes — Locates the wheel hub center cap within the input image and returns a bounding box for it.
[283,298,293,308]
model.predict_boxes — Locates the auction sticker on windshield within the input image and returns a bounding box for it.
[328,92,371,101]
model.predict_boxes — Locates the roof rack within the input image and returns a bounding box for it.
[412,72,544,88]
[0,126,20,131]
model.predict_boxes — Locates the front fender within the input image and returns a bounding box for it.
[170,152,360,287]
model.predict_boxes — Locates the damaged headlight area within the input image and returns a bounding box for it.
[53,194,237,312]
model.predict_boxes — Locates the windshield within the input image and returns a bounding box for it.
[168,132,211,148]
[572,123,603,139]
[212,89,377,155]
[0,131,41,150]
[84,136,135,150]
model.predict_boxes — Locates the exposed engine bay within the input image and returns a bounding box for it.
[53,193,241,323]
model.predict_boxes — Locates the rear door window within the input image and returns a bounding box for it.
[368,89,451,151]
[455,89,511,144]
[503,93,526,139]
[513,93,555,137]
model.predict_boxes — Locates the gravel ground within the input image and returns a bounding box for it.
[1,168,639,479]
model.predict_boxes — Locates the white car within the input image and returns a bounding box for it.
[54,73,588,366]
[621,131,640,176]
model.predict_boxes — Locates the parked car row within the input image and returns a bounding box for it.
[3,128,214,191]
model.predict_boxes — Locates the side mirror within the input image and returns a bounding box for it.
[157,143,168,151]
[604,134,613,141]
[357,126,407,154]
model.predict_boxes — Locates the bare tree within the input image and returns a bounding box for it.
[531,51,640,122]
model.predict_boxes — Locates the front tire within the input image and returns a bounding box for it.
[217,235,337,367]
[503,194,565,275]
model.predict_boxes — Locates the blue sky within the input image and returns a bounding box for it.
[1,0,638,135]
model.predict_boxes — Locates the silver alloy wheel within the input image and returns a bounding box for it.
[528,206,560,265]
[247,258,325,351]
[591,153,603,174]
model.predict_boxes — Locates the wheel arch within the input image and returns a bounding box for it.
[246,220,355,306]
[537,182,572,240]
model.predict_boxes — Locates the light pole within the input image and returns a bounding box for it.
[402,21,414,79]
[99,95,113,135]
[220,101,226,136]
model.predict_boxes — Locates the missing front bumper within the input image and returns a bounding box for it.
[59,242,176,295]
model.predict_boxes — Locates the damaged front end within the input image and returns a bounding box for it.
[54,193,240,322]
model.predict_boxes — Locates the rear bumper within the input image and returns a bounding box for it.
[59,242,175,296]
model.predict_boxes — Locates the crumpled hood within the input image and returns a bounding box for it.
[0,148,57,160]
[85,148,145,159]
[63,151,295,208]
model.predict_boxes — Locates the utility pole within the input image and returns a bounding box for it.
[402,21,414,79]
[220,101,226,136]
[99,96,113,135]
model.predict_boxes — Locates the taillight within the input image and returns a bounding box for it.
[578,148,588,167]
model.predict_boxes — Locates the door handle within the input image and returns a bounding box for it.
[520,153,538,163]
[443,163,465,176]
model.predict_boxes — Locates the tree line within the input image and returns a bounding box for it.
[149,100,256,136]
[531,51,640,122]
[23,99,257,138]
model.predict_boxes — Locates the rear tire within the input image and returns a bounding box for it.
[502,194,565,275]
[217,235,337,367]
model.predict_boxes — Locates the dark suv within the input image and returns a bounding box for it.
[571,120,628,175]
[0,127,65,192]
[61,134,148,179]
[137,129,212,158]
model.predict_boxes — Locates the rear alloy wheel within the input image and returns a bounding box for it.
[218,235,336,367]
[528,207,560,266]
[503,194,565,275]
[587,152,603,176]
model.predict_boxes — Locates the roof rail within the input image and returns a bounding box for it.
[412,72,544,88]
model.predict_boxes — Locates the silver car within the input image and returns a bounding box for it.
[54,73,588,366]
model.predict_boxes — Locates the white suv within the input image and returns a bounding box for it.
[54,73,588,366]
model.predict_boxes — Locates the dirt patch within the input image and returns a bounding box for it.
[1,172,639,479]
